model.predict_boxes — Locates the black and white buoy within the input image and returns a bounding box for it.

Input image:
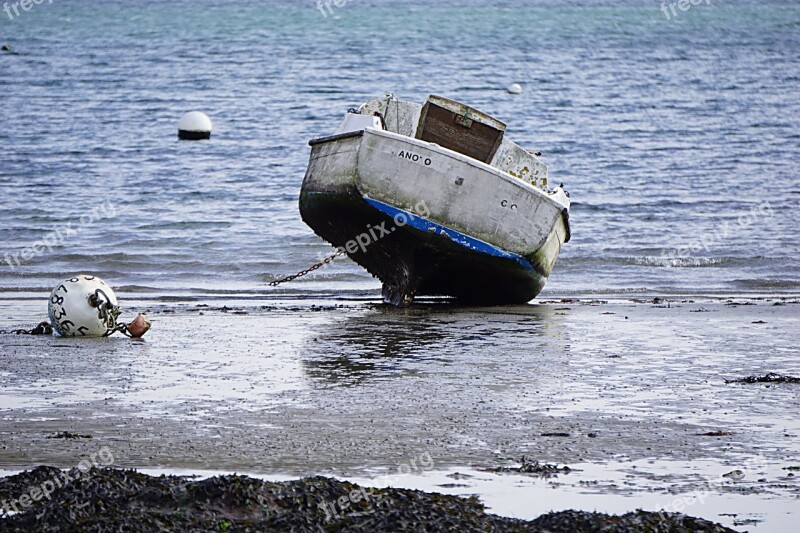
[48,275,120,337]
[178,111,213,140]
[47,275,151,338]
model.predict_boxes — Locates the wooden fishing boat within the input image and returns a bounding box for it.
[299,94,571,306]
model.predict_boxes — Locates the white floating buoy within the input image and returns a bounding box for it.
[507,83,523,95]
[48,275,119,337]
[178,111,212,140]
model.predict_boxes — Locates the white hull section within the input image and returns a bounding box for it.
[356,129,569,258]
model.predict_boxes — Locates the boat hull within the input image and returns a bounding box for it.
[299,129,570,305]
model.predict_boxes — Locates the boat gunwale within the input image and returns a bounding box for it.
[308,129,365,147]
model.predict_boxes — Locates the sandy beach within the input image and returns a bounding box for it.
[2,296,798,529]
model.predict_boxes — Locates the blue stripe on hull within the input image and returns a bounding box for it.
[362,196,533,271]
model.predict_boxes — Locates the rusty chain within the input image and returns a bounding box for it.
[0,321,53,335]
[269,249,346,287]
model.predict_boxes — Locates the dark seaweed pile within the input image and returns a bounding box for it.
[0,467,737,532]
[726,373,800,384]
[490,457,573,478]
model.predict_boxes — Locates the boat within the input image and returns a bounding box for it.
[299,94,571,306]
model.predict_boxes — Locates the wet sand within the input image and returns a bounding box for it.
[1,297,799,529]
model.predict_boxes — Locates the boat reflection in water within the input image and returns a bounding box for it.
[300,304,568,387]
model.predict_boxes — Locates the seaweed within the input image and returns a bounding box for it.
[726,373,800,384]
[490,457,572,478]
[46,432,93,440]
[0,467,737,532]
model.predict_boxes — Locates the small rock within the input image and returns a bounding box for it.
[722,470,745,481]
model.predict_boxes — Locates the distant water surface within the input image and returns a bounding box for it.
[1,0,798,299]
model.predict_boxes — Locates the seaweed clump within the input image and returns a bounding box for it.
[0,467,737,532]
[726,373,800,384]
[492,457,573,478]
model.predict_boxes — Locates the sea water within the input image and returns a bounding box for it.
[1,0,798,300]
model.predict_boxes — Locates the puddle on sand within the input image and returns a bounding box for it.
[346,459,797,531]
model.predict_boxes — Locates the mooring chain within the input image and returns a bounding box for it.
[104,323,133,338]
[90,288,121,332]
[3,253,345,332]
[2,320,135,338]
[0,321,53,335]
[269,249,346,287]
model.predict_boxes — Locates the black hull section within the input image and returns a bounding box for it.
[299,188,546,306]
